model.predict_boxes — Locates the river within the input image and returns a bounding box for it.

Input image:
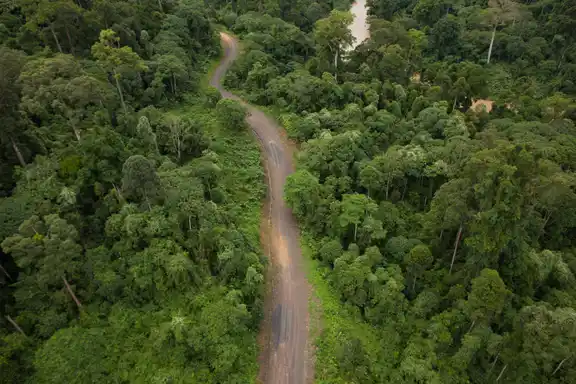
[349,0,370,49]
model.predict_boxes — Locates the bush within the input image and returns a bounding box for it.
[216,99,247,130]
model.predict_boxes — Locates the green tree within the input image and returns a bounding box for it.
[216,99,247,130]
[482,0,525,64]
[501,305,576,383]
[135,116,160,156]
[33,327,110,383]
[20,54,113,143]
[404,244,433,293]
[285,170,323,224]
[413,0,453,27]
[158,115,208,163]
[332,193,379,243]
[91,29,148,113]
[121,155,162,208]
[466,269,509,329]
[2,215,84,337]
[24,0,84,54]
[314,10,354,79]
[0,47,30,182]
[153,54,189,96]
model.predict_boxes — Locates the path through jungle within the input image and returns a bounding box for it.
[210,33,311,384]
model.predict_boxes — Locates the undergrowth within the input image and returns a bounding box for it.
[302,234,386,384]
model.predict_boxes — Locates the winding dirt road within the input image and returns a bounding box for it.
[210,33,311,384]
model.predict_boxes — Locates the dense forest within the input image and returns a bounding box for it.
[222,0,576,383]
[2,0,576,382]
[0,0,274,382]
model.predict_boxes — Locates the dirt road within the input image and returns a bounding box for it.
[210,33,311,384]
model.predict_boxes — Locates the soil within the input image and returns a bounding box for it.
[210,32,312,384]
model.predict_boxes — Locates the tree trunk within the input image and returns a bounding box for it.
[354,223,358,242]
[453,95,458,111]
[62,277,83,310]
[449,223,463,274]
[557,47,567,72]
[153,134,159,155]
[49,24,63,53]
[538,210,553,241]
[487,352,500,377]
[144,191,152,211]
[157,0,163,11]
[334,48,339,81]
[113,70,127,113]
[0,264,12,280]
[5,315,27,337]
[10,138,26,167]
[70,122,81,141]
[553,357,568,376]
[385,172,391,200]
[169,75,174,95]
[467,319,476,333]
[64,24,74,55]
[401,179,408,201]
[487,24,497,64]
[496,364,508,382]
[112,183,124,203]
[176,131,181,163]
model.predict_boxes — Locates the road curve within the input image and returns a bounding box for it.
[210,33,311,384]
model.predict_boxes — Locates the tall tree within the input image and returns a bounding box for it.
[1,215,85,336]
[121,155,162,208]
[482,0,525,64]
[314,10,354,79]
[0,47,29,182]
[91,29,148,113]
[24,0,84,54]
[19,54,112,143]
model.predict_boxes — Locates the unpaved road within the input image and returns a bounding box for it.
[210,33,311,384]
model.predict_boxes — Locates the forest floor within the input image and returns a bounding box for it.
[210,33,312,384]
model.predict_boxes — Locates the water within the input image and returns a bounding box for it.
[349,0,369,49]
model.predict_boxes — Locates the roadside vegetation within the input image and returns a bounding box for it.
[223,0,576,383]
[2,0,576,383]
[0,1,265,383]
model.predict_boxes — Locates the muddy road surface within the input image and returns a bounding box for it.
[210,33,311,384]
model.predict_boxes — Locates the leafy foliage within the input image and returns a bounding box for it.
[0,0,266,382]
[220,0,576,382]
[3,0,576,382]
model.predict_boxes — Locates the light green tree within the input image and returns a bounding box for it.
[314,10,354,79]
[216,99,247,130]
[91,29,148,112]
[121,155,162,209]
[404,244,433,293]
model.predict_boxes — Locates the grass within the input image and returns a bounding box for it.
[301,233,383,384]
